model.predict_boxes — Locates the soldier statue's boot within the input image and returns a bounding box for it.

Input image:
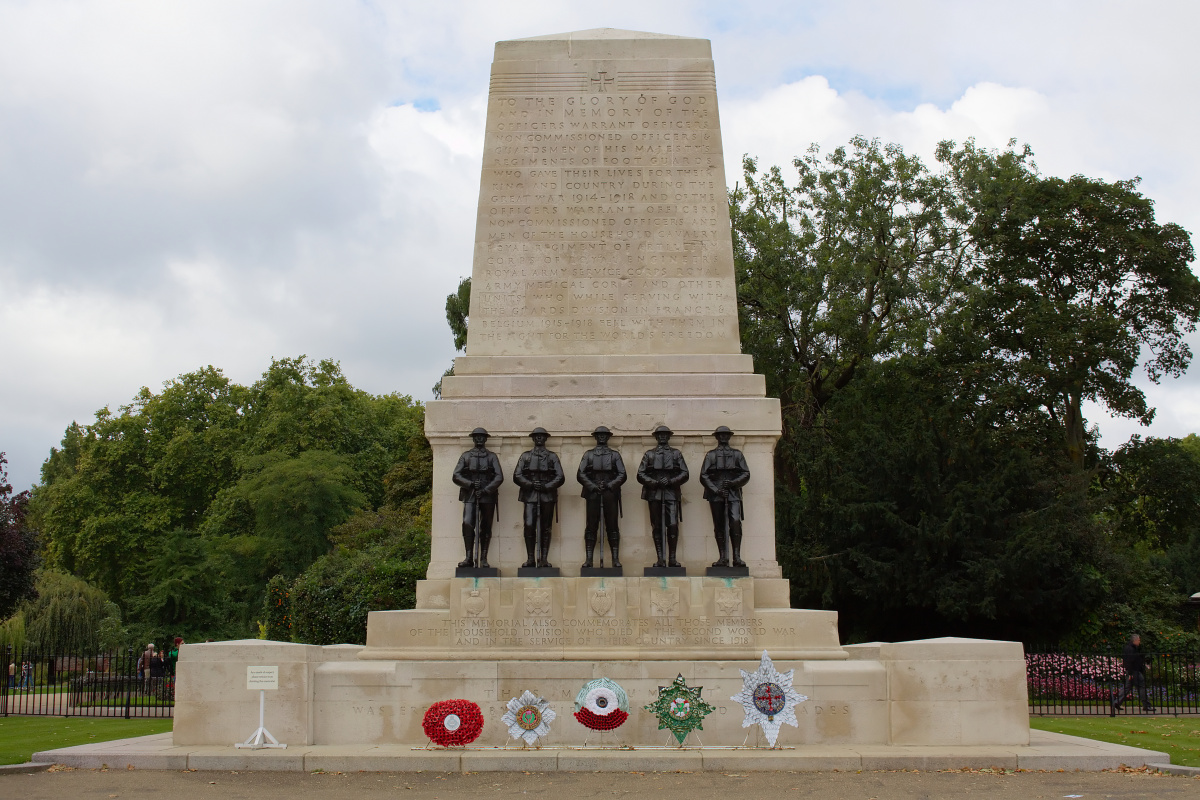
[667,528,681,568]
[521,530,537,568]
[538,535,553,568]
[652,529,666,568]
[458,528,475,568]
[608,535,622,568]
[582,536,595,568]
[731,532,746,568]
[712,532,729,567]
[478,533,492,569]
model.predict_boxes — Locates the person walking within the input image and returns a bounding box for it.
[17,659,32,691]
[1111,633,1155,716]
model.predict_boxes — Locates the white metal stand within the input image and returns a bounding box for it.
[235,689,287,749]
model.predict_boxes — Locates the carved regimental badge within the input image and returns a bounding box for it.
[650,587,679,617]
[525,587,552,616]
[716,587,742,616]
[589,588,614,617]
[463,589,487,618]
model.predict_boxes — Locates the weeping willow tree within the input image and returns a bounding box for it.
[0,610,26,654]
[20,570,122,652]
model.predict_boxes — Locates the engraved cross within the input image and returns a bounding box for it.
[590,71,614,92]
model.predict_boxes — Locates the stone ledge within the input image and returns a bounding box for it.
[1148,762,1199,776]
[32,732,1172,773]
[0,762,53,775]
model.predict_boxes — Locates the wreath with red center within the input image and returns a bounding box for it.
[573,678,630,731]
[422,699,484,747]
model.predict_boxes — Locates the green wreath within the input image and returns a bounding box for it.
[643,673,714,745]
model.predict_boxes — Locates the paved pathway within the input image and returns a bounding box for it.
[3,762,1200,799]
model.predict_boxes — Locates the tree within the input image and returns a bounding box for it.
[30,357,427,638]
[732,137,1198,644]
[940,141,1200,467]
[445,276,471,351]
[434,276,471,397]
[731,137,965,438]
[781,354,1109,643]
[0,452,39,619]
[21,570,122,653]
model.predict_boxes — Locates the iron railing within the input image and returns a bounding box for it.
[2,646,174,718]
[1026,650,1200,716]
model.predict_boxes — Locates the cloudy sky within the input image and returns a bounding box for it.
[2,1,1198,491]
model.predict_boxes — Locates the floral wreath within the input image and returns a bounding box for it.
[422,699,484,747]
[501,690,556,745]
[574,677,630,731]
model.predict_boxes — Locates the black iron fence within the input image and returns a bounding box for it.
[2,646,174,718]
[1026,650,1200,715]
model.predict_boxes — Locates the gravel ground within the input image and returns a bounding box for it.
[2,765,1199,799]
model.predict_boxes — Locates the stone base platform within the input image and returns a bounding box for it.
[172,638,1030,749]
[31,730,1173,773]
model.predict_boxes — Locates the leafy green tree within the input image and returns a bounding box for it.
[782,355,1109,642]
[940,141,1200,467]
[30,357,427,639]
[288,503,430,645]
[0,452,39,619]
[731,137,964,436]
[20,570,122,652]
[445,276,471,351]
[732,137,1198,644]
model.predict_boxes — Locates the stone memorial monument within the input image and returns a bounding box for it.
[174,29,1030,752]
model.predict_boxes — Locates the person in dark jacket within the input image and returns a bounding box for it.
[1110,633,1155,715]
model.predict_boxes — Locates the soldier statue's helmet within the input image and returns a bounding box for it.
[712,425,734,437]
[652,424,673,436]
[591,425,612,438]
[469,427,490,439]
[529,426,550,438]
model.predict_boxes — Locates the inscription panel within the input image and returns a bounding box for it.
[426,616,766,648]
[468,58,740,355]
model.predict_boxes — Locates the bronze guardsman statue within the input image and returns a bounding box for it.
[577,425,627,568]
[699,426,751,567]
[451,427,503,568]
[636,425,689,568]
[512,427,565,568]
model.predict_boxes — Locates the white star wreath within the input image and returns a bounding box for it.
[730,650,807,746]
[501,689,556,746]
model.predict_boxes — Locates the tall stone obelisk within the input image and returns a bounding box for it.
[425,28,783,581]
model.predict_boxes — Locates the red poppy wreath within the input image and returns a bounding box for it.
[422,699,484,746]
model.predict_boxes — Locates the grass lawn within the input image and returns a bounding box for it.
[1030,715,1200,767]
[0,716,172,765]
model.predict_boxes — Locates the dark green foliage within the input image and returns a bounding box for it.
[734,137,1199,646]
[288,504,430,645]
[782,357,1109,642]
[0,453,39,619]
[263,574,292,642]
[433,276,471,397]
[28,357,428,640]
[445,277,471,352]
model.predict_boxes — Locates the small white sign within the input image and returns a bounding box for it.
[246,665,279,691]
